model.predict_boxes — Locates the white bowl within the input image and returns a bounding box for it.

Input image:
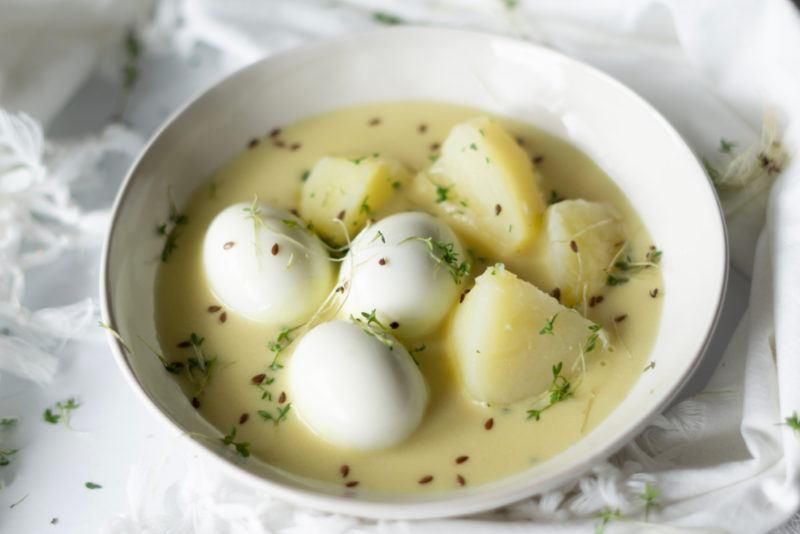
[100,27,727,520]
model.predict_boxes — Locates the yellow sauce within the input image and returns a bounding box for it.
[154,101,662,493]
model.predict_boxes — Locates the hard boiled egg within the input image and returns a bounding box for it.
[288,320,427,450]
[338,212,466,338]
[203,202,335,325]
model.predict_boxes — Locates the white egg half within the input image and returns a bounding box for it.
[288,320,428,450]
[203,202,335,325]
[338,212,465,338]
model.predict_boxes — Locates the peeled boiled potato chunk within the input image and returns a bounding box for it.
[451,264,601,404]
[411,117,545,256]
[539,199,625,307]
[300,155,406,245]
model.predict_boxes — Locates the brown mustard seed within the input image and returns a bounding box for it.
[219,312,227,323]
[595,296,605,305]
[290,208,300,216]
[533,155,545,164]
[336,210,346,221]
[340,464,350,478]
[589,296,597,307]
[495,204,502,216]
[378,258,387,266]
[269,128,281,138]
[614,314,628,322]
[251,373,266,385]
[208,305,222,313]
[191,397,200,409]
[274,139,286,148]
[650,288,659,298]
[459,288,472,303]
[549,287,561,302]
[271,243,279,255]
[368,117,382,126]
[418,475,434,485]
[177,340,191,348]
[335,286,345,293]
[389,321,399,329]
[484,418,494,430]
[418,123,428,134]
[456,474,466,486]
[248,138,259,149]
[516,136,525,146]
[430,142,440,151]
[345,481,359,488]
[239,413,249,424]
[290,142,301,151]
[278,391,287,404]
[223,241,235,250]
[455,455,469,464]
[570,240,578,253]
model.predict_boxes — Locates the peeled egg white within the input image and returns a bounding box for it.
[338,212,465,338]
[203,202,334,325]
[288,320,427,450]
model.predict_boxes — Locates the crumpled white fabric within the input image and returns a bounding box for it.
[1,0,799,533]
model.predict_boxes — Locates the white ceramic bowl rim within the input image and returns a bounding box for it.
[100,26,728,520]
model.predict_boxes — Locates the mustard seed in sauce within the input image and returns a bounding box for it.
[239,413,249,424]
[430,142,441,151]
[418,475,433,485]
[549,287,561,302]
[219,312,227,323]
[389,321,399,329]
[345,481,359,488]
[191,397,200,409]
[340,464,350,478]
[614,314,628,322]
[495,204,502,216]
[278,391,287,404]
[456,474,466,486]
[455,455,469,464]
[650,288,659,298]
[208,305,222,313]
[336,210,346,221]
[368,117,382,126]
[533,155,545,164]
[378,258,387,266]
[223,241,235,250]
[248,138,259,149]
[418,123,428,134]
[251,373,266,385]
[269,128,281,138]
[271,243,279,255]
[177,340,191,348]
[484,418,494,430]
[570,240,578,253]
[290,142,301,151]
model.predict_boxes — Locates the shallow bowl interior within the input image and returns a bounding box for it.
[101,27,727,520]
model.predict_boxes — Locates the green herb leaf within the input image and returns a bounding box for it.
[85,482,102,490]
[784,412,800,432]
[403,237,471,285]
[435,183,452,203]
[719,138,737,154]
[373,11,403,25]
[43,398,81,427]
[539,313,558,335]
[640,483,660,520]
[526,361,572,422]
[221,427,250,457]
[594,507,622,534]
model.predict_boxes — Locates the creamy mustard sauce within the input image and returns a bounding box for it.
[154,101,662,493]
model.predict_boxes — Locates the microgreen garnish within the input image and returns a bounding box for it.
[719,138,737,154]
[352,310,395,350]
[408,344,427,366]
[784,412,800,432]
[281,219,300,229]
[43,398,80,426]
[526,362,572,421]
[258,403,292,425]
[359,196,371,215]
[0,447,17,468]
[403,237,471,284]
[469,143,478,151]
[392,180,402,190]
[351,156,367,165]
[243,196,263,240]
[122,28,141,92]
[301,170,310,182]
[373,11,403,25]
[490,263,503,275]
[159,195,189,262]
[186,333,217,395]
[548,190,563,205]
[85,482,102,490]
[539,313,558,335]
[502,0,519,8]
[605,244,662,286]
[428,154,440,163]
[98,321,132,354]
[0,418,16,428]
[221,427,250,457]
[594,507,622,534]
[371,230,386,244]
[585,324,602,353]
[267,325,302,370]
[435,183,452,203]
[640,483,660,519]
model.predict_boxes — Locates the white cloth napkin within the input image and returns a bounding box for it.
[0,1,799,533]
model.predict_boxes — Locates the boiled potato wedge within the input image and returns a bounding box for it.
[411,117,545,256]
[538,199,625,307]
[300,156,407,245]
[450,264,604,404]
